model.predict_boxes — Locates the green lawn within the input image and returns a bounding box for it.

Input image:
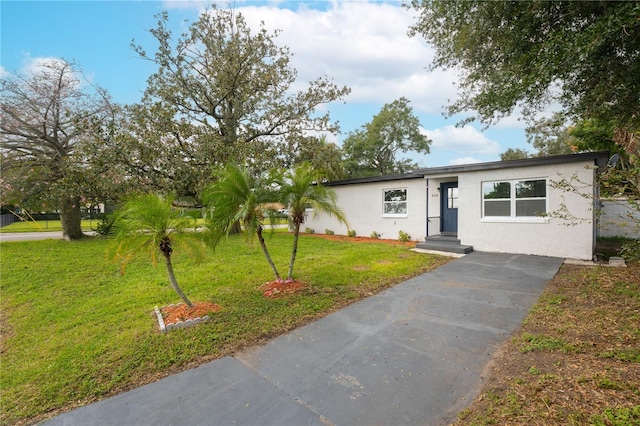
[0,233,448,425]
[0,217,288,233]
[0,219,96,233]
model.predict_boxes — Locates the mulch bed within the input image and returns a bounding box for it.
[306,233,416,247]
[259,280,307,298]
[160,301,221,325]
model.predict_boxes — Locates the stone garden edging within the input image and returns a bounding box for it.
[154,304,211,333]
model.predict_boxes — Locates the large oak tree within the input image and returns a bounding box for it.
[119,5,350,200]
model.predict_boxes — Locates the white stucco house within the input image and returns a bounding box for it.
[304,151,610,260]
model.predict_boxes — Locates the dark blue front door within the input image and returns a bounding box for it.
[440,182,458,234]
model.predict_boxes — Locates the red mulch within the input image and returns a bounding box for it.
[259,280,307,298]
[306,233,415,247]
[160,301,221,324]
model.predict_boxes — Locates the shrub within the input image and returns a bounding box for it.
[94,215,117,236]
[398,230,411,242]
[304,227,315,234]
[370,231,381,239]
[325,229,335,235]
[347,229,356,237]
[620,240,640,261]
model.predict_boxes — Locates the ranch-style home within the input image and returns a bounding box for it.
[304,151,610,261]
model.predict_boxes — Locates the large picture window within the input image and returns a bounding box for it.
[383,188,407,216]
[483,179,547,218]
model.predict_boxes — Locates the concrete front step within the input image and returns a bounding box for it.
[416,236,473,254]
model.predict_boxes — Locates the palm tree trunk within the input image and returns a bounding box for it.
[257,226,282,282]
[163,253,194,308]
[287,222,301,281]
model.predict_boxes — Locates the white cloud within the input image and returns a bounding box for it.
[449,157,482,166]
[14,56,92,90]
[423,125,500,155]
[158,1,461,115]
[231,2,458,113]
[21,56,65,75]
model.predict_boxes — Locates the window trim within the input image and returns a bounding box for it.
[482,178,548,222]
[382,187,408,217]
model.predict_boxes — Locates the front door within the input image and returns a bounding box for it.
[440,182,458,234]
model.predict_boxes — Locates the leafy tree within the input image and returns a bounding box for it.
[525,114,575,157]
[570,119,619,156]
[112,193,202,308]
[127,5,350,199]
[289,134,347,181]
[343,97,431,177]
[409,1,640,137]
[103,101,215,201]
[0,60,114,239]
[499,148,530,161]
[277,163,348,280]
[500,113,576,161]
[203,164,282,282]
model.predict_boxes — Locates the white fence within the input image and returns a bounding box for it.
[598,199,640,239]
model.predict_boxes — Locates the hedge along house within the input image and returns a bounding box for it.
[304,151,610,260]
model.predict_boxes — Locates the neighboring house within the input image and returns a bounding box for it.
[305,151,610,260]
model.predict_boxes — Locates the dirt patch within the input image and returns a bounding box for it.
[259,280,307,298]
[160,301,221,325]
[454,260,640,424]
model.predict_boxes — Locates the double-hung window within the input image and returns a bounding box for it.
[482,179,547,219]
[383,188,407,217]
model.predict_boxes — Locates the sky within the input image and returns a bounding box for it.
[1,0,536,168]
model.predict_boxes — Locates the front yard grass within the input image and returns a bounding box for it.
[0,219,96,233]
[0,233,448,425]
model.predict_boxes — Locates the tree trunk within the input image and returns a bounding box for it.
[59,196,84,240]
[257,226,282,282]
[287,222,301,281]
[163,253,194,308]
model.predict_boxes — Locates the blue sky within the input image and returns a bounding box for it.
[1,0,535,167]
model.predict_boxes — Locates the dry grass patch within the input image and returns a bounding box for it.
[454,261,640,425]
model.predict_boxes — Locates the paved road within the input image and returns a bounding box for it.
[44,251,563,426]
[0,231,97,242]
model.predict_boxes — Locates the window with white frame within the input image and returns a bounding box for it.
[482,179,547,218]
[383,188,407,216]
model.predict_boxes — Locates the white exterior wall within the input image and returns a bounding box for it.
[449,161,596,260]
[304,178,427,241]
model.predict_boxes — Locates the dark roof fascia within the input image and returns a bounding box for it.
[324,173,423,187]
[413,151,610,176]
[322,152,610,187]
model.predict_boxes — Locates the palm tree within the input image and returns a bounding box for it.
[204,164,282,282]
[278,163,348,281]
[112,193,202,308]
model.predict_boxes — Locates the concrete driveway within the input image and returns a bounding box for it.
[44,251,563,426]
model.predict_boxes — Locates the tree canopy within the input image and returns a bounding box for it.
[343,97,430,177]
[121,5,350,200]
[409,1,640,135]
